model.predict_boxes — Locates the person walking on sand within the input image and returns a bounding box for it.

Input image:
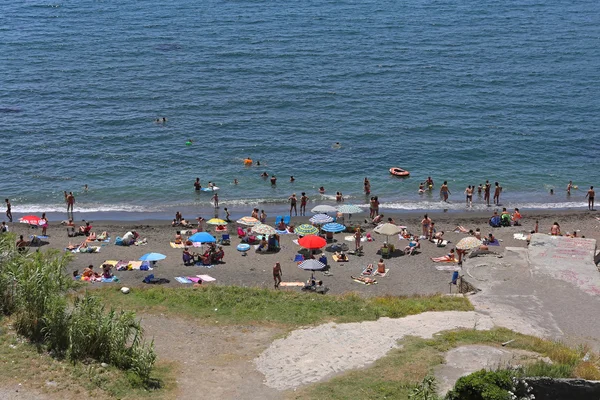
[273,262,282,289]
[493,182,502,205]
[465,185,473,207]
[484,180,491,206]
[567,180,573,195]
[300,192,309,216]
[586,186,595,210]
[5,199,12,222]
[440,181,450,202]
[354,228,362,251]
[289,193,298,216]
[224,207,231,222]
[67,192,75,214]
[211,192,219,208]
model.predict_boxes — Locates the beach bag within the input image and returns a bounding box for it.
[115,236,123,246]
[489,216,501,228]
[142,274,155,284]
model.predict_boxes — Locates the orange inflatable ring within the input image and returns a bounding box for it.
[389,167,410,177]
[244,158,253,165]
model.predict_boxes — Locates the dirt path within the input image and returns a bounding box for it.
[140,314,285,400]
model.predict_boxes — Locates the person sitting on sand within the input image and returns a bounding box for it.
[174,231,183,245]
[212,246,225,263]
[484,233,496,244]
[550,222,561,236]
[512,208,522,226]
[16,235,28,252]
[180,218,193,228]
[351,275,376,284]
[404,237,420,255]
[372,214,384,225]
[182,248,196,266]
[82,264,100,279]
[102,263,113,279]
[174,212,182,224]
[474,228,482,240]
[431,231,444,245]
[377,259,386,274]
[277,219,286,231]
[122,231,138,246]
[79,222,92,236]
[447,248,456,260]
[257,237,268,252]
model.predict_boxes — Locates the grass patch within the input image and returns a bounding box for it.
[0,320,177,399]
[92,286,473,326]
[290,328,600,400]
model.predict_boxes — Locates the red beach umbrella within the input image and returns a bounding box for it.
[19,215,42,225]
[298,235,327,250]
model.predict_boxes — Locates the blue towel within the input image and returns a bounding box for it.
[451,271,459,284]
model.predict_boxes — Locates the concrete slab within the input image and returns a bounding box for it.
[434,345,551,396]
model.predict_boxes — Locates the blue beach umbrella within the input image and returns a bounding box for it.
[189,232,216,243]
[139,253,166,262]
[322,223,346,233]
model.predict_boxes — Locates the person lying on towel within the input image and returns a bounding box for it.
[351,275,376,284]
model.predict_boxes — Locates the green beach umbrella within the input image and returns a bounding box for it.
[295,224,319,236]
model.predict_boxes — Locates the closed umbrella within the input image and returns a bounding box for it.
[251,223,277,235]
[309,214,334,225]
[189,232,216,243]
[295,224,319,236]
[321,223,346,233]
[311,205,338,214]
[298,235,327,250]
[237,216,260,226]
[456,237,482,250]
[206,218,227,225]
[298,259,326,271]
[139,253,166,262]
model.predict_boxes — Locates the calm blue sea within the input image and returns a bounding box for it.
[1,0,599,218]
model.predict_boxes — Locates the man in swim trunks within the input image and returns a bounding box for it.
[586,186,595,210]
[300,192,309,216]
[465,185,473,207]
[194,178,201,191]
[440,181,450,202]
[67,192,75,214]
[273,262,282,289]
[270,175,277,185]
[5,199,12,222]
[478,184,483,195]
[224,207,231,222]
[364,177,371,195]
[567,180,573,195]
[493,182,502,205]
[484,180,491,206]
[426,176,434,189]
[288,193,297,216]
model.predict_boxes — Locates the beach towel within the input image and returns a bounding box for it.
[373,268,390,277]
[431,256,457,263]
[170,242,185,248]
[175,277,193,284]
[487,239,501,246]
[434,265,461,271]
[513,233,528,241]
[103,260,119,267]
[437,240,449,247]
[196,274,216,282]
[194,263,214,268]
[345,236,366,242]
[275,229,291,234]
[128,261,143,270]
[332,254,348,262]
[352,277,377,285]
[361,266,374,276]
[280,282,305,287]
[30,235,49,240]
[292,239,299,245]
[185,276,201,283]
[101,276,120,283]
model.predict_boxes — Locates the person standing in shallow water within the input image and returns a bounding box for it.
[440,181,450,202]
[289,193,298,217]
[484,180,491,206]
[5,199,12,222]
[364,177,371,195]
[194,177,201,191]
[67,192,75,214]
[300,192,309,216]
[586,186,595,211]
[493,182,502,205]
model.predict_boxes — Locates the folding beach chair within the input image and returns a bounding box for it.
[283,216,291,225]
[275,216,283,225]
[220,234,230,245]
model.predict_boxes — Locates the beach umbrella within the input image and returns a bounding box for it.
[336,204,363,214]
[189,232,216,243]
[139,253,166,262]
[310,214,334,225]
[373,223,402,244]
[251,223,276,235]
[295,224,319,236]
[237,216,260,226]
[321,223,346,233]
[298,235,327,250]
[19,215,43,225]
[311,205,338,214]
[206,218,227,225]
[456,237,482,250]
[297,259,326,271]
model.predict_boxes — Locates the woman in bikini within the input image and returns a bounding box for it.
[300,193,309,216]
[421,214,431,238]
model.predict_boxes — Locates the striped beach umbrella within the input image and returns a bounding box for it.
[309,214,334,224]
[337,204,363,214]
[251,223,277,235]
[310,205,338,214]
[322,223,346,233]
[295,224,319,236]
[236,216,260,226]
[297,259,326,271]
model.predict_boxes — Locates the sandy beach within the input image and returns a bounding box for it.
[7,208,599,296]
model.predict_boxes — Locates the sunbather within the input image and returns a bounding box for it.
[79,222,92,236]
[277,220,286,231]
[82,264,100,279]
[377,259,386,274]
[454,225,469,233]
[182,248,196,266]
[174,231,183,245]
[351,275,376,284]
[333,251,348,261]
[432,231,445,246]
[404,238,420,255]
[363,264,374,275]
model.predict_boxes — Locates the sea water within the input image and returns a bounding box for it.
[1,0,599,218]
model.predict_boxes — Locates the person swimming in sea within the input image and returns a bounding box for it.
[332,142,341,149]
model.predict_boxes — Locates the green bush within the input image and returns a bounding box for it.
[446,369,514,400]
[0,232,156,384]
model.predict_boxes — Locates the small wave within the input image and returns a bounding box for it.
[379,201,587,211]
[11,204,162,214]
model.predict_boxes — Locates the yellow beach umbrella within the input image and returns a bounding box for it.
[206,218,227,225]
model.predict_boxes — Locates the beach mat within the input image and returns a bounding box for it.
[488,239,501,246]
[361,266,374,276]
[196,274,216,282]
[175,276,192,284]
[345,236,366,242]
[170,242,185,248]
[431,256,457,263]
[513,233,528,241]
[434,265,461,271]
[352,277,377,285]
[373,268,390,277]
[30,235,49,240]
[280,282,304,287]
[437,240,449,247]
